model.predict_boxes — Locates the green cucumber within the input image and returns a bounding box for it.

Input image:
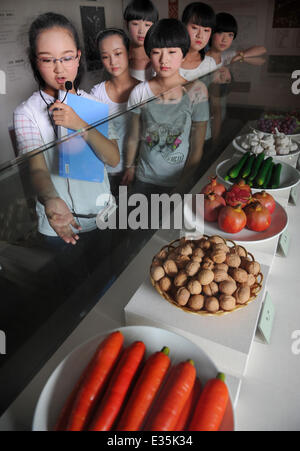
[270,163,282,189]
[248,152,265,182]
[228,152,251,179]
[224,164,236,181]
[241,154,256,179]
[263,162,274,189]
[255,157,273,186]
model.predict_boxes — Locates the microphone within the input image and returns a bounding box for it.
[65,81,73,92]
[60,81,73,104]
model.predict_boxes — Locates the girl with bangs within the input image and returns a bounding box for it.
[180,2,217,82]
[207,12,266,67]
[124,0,159,81]
[122,19,210,194]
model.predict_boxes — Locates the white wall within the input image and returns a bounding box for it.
[0,0,124,165]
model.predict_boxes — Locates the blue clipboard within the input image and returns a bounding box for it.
[58,92,109,183]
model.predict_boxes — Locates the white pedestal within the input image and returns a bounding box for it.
[125,264,270,379]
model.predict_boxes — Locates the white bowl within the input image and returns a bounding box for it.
[32,326,235,432]
[216,158,300,192]
[232,135,300,160]
[204,200,288,244]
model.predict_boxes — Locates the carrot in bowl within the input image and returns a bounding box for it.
[145,359,196,431]
[57,330,124,431]
[117,347,171,431]
[174,377,201,431]
[188,372,229,432]
[88,341,146,431]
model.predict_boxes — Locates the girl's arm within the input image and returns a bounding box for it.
[121,112,141,185]
[231,46,267,63]
[29,152,81,244]
[49,101,120,167]
[181,120,207,180]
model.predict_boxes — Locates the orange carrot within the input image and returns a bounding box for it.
[188,373,229,431]
[88,341,145,431]
[145,360,196,431]
[116,347,171,431]
[65,331,124,431]
[54,378,84,431]
[174,377,201,431]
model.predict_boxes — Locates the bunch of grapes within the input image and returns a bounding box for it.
[257,114,299,135]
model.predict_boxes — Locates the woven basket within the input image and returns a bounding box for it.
[150,235,263,317]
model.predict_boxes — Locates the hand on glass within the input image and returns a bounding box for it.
[45,197,82,245]
[243,56,266,66]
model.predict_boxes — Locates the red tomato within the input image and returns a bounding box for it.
[204,194,226,222]
[218,205,247,234]
[245,201,271,232]
[252,191,276,215]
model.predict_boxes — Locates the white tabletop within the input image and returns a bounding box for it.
[1,131,300,431]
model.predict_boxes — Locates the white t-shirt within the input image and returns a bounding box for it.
[14,90,117,237]
[91,81,128,175]
[127,81,156,107]
[179,56,217,82]
[127,81,210,187]
[215,49,237,68]
[130,65,155,82]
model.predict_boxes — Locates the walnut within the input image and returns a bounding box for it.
[151,265,165,282]
[163,259,178,277]
[185,261,200,277]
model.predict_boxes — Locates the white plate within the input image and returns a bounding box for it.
[250,120,300,140]
[203,201,288,244]
[32,326,235,432]
[232,135,300,158]
[216,159,300,192]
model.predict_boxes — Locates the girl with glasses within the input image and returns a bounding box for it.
[13,12,120,245]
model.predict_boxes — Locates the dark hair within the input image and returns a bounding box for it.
[144,18,191,58]
[96,28,130,52]
[182,3,215,59]
[214,12,238,39]
[182,2,216,29]
[124,0,159,24]
[28,12,83,90]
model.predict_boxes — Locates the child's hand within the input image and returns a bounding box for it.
[49,100,87,131]
[230,52,244,63]
[45,197,82,245]
[121,167,135,186]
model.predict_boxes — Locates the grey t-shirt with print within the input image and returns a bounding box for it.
[128,82,209,187]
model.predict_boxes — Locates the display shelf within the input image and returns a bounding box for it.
[125,262,269,377]
[0,124,299,431]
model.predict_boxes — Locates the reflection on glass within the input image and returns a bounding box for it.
[1,2,298,419]
[125,82,209,197]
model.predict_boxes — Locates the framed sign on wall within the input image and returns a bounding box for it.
[80,5,106,72]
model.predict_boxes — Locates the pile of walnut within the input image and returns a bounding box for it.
[150,236,261,314]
